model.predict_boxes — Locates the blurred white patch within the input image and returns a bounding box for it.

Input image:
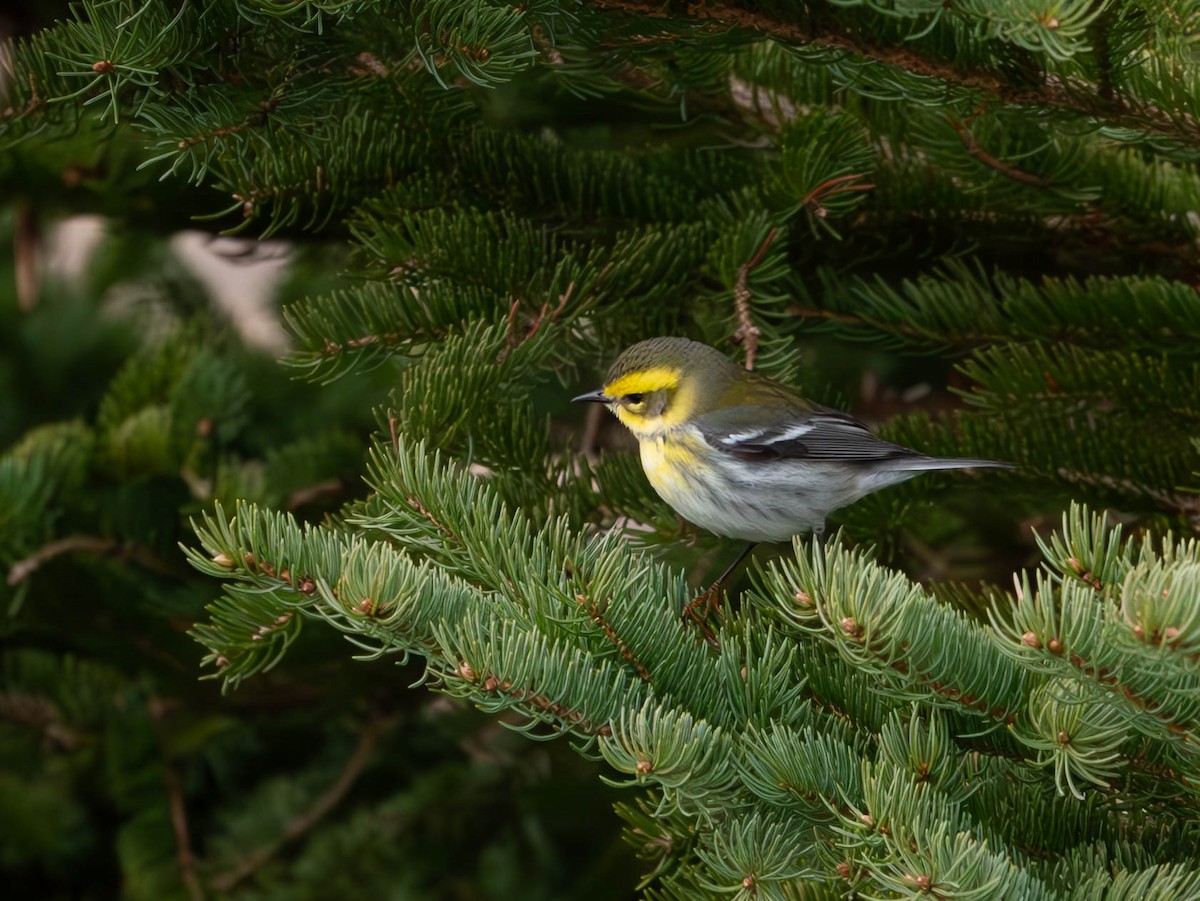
[45,215,108,282]
[42,218,292,352]
[171,232,291,353]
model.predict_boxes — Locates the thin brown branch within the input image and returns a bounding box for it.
[28,537,109,574]
[320,331,403,355]
[0,692,84,750]
[1055,468,1200,525]
[0,71,44,121]
[238,551,319,597]
[731,228,778,370]
[389,414,401,455]
[284,478,344,511]
[15,202,39,312]
[460,663,613,737]
[504,297,523,348]
[502,284,573,354]
[176,119,251,151]
[406,495,463,544]
[147,697,202,901]
[576,593,652,681]
[163,762,204,901]
[948,115,1055,188]
[212,713,395,892]
[800,173,875,219]
[178,79,290,150]
[1053,644,1200,756]
[6,535,180,586]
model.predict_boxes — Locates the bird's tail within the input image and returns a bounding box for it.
[891,456,1013,472]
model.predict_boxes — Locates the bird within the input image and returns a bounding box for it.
[573,336,1010,607]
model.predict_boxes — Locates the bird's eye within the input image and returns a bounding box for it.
[624,393,645,405]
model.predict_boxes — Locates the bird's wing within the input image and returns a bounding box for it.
[696,404,920,463]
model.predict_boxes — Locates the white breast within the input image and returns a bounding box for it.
[638,429,918,543]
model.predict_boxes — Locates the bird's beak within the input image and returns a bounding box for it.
[572,389,612,404]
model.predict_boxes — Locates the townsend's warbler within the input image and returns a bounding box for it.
[574,337,1009,549]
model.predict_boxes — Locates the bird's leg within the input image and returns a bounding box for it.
[712,541,758,598]
[683,542,756,639]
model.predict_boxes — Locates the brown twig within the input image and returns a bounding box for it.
[1051,645,1200,752]
[320,330,404,355]
[462,664,613,737]
[0,71,44,121]
[576,593,652,681]
[503,281,577,354]
[731,228,778,370]
[177,80,288,151]
[212,714,395,892]
[948,115,1055,188]
[504,297,523,348]
[6,535,179,586]
[406,495,462,544]
[163,761,204,901]
[1054,468,1200,525]
[237,551,319,598]
[0,692,83,750]
[799,173,875,219]
[284,478,344,511]
[147,697,202,901]
[176,119,251,151]
[15,202,39,312]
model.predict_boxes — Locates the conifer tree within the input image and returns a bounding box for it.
[4,1,1200,897]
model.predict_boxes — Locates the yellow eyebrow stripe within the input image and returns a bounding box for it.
[604,367,680,397]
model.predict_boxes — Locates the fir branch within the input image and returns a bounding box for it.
[759,541,1030,727]
[959,344,1200,423]
[411,0,539,88]
[797,264,1200,353]
[439,613,649,742]
[1053,470,1200,525]
[584,0,1200,147]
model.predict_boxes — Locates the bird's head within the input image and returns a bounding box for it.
[573,337,739,439]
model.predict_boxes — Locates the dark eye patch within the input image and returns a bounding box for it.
[624,393,645,404]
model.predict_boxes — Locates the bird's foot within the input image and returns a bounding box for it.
[682,583,724,646]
